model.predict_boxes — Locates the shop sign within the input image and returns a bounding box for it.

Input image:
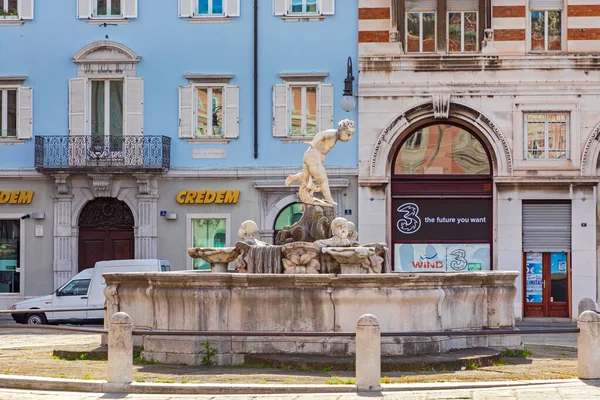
[392,198,491,242]
[525,252,543,303]
[176,190,240,204]
[0,191,34,204]
[394,243,490,273]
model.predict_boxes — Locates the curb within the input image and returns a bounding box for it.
[0,374,586,395]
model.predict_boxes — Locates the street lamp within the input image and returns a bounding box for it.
[340,56,356,112]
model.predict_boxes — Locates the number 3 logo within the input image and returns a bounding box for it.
[450,249,468,271]
[396,203,421,234]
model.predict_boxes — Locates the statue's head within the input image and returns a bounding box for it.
[330,217,350,240]
[238,220,258,239]
[337,119,356,142]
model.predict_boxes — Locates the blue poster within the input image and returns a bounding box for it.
[550,252,567,275]
[525,252,543,303]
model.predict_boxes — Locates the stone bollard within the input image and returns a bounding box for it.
[108,312,133,384]
[578,298,599,316]
[355,314,382,392]
[578,310,600,379]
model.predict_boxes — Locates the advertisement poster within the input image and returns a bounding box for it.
[525,252,543,303]
[394,243,491,273]
[550,252,567,275]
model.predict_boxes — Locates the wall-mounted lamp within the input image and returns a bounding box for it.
[31,212,45,220]
[340,56,356,112]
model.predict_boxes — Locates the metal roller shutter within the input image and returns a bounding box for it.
[529,0,564,10]
[447,0,478,11]
[406,0,436,11]
[522,202,571,252]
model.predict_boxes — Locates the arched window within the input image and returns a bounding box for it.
[274,203,304,237]
[394,124,490,175]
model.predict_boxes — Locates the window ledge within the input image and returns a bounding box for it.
[281,14,325,22]
[86,18,130,25]
[280,136,315,143]
[186,137,232,144]
[188,16,231,24]
[0,18,25,26]
[0,138,25,145]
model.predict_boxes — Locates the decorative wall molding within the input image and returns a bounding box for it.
[87,174,113,197]
[581,122,600,176]
[433,94,451,119]
[52,173,71,194]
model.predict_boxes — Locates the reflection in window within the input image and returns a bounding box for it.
[407,12,436,53]
[198,0,223,15]
[290,0,317,14]
[192,219,227,270]
[531,10,561,51]
[0,219,19,293]
[59,279,91,296]
[448,12,477,52]
[275,203,304,232]
[394,125,490,174]
[289,85,317,136]
[197,87,223,137]
[525,112,568,160]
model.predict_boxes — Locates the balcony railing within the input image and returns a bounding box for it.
[35,135,171,173]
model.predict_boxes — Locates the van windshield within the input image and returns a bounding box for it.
[161,264,170,272]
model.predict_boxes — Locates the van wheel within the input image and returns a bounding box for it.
[26,313,46,325]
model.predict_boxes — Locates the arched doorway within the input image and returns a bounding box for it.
[274,203,304,239]
[391,123,493,273]
[78,198,135,272]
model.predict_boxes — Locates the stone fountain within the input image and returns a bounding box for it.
[103,119,519,365]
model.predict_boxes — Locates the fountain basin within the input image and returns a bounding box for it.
[104,271,519,365]
[187,247,239,272]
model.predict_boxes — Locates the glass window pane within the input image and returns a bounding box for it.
[111,0,121,15]
[422,13,436,52]
[550,252,568,302]
[526,114,545,159]
[8,0,17,14]
[525,252,543,303]
[197,88,208,137]
[290,86,302,136]
[394,124,491,174]
[212,0,223,14]
[406,13,420,53]
[212,88,223,136]
[548,11,561,51]
[91,81,105,139]
[306,0,317,13]
[96,0,107,16]
[109,81,123,146]
[448,13,461,52]
[198,0,208,14]
[291,0,302,13]
[306,86,317,136]
[0,219,20,294]
[0,91,3,136]
[192,219,227,270]
[464,12,477,52]
[7,89,16,137]
[275,203,304,230]
[531,11,545,51]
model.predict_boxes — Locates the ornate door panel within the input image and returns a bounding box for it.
[78,198,135,272]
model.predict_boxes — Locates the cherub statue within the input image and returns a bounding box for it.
[315,217,358,247]
[237,220,265,245]
[285,119,356,207]
[235,220,281,273]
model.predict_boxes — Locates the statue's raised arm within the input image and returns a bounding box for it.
[285,119,355,207]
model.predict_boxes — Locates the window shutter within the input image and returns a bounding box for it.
[69,78,87,135]
[272,84,287,137]
[179,0,193,17]
[321,0,335,15]
[122,0,137,18]
[225,0,240,17]
[224,85,239,139]
[273,0,287,16]
[405,0,436,11]
[319,84,334,131]
[179,86,193,139]
[77,0,91,18]
[20,0,34,20]
[17,87,32,140]
[530,0,564,10]
[522,202,571,252]
[447,0,478,11]
[124,77,144,136]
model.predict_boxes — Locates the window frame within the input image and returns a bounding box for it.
[405,11,437,54]
[0,88,17,138]
[193,84,225,138]
[58,279,91,296]
[195,0,224,16]
[0,0,18,18]
[528,8,563,53]
[89,79,124,143]
[289,0,318,15]
[523,111,570,161]
[447,10,478,53]
[185,213,231,271]
[92,0,122,18]
[287,82,320,138]
[0,215,25,296]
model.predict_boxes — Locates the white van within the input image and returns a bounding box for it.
[10,259,170,325]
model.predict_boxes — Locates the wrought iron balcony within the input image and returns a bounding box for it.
[35,135,171,173]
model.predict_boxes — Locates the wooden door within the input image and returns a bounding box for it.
[78,229,134,272]
[523,252,570,318]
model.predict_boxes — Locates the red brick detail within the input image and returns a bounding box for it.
[568,5,600,17]
[568,28,600,40]
[494,29,526,41]
[358,31,389,43]
[358,7,390,20]
[492,6,526,18]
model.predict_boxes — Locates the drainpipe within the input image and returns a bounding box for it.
[253,0,259,159]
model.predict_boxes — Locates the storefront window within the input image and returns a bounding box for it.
[394,124,490,175]
[192,219,226,271]
[0,220,19,293]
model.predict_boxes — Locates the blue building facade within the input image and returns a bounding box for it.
[0,0,358,307]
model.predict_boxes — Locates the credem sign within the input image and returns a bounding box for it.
[176,190,240,204]
[0,191,34,204]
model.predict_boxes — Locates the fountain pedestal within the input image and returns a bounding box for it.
[322,246,375,274]
[187,247,239,272]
